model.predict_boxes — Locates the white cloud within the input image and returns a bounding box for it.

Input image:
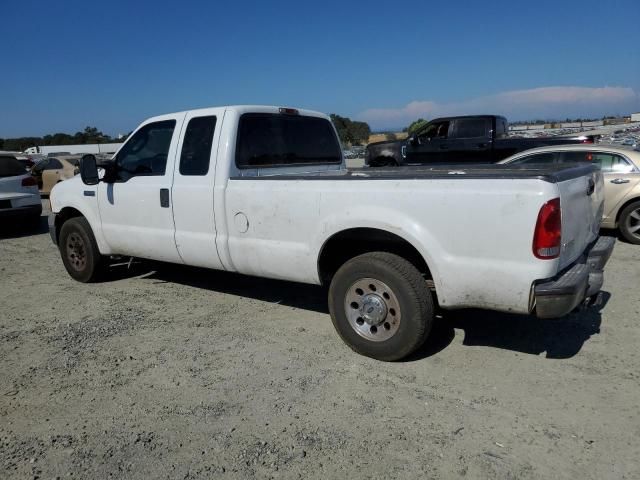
[357,86,640,129]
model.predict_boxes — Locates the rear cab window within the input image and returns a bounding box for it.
[495,117,508,139]
[0,156,27,177]
[236,113,341,169]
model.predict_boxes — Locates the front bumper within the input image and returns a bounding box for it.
[534,236,615,318]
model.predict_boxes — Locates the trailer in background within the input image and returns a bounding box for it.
[23,143,122,155]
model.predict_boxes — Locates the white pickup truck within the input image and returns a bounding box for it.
[48,105,615,360]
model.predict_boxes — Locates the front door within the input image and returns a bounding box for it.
[404,120,451,164]
[597,153,640,221]
[98,114,185,262]
[558,150,640,222]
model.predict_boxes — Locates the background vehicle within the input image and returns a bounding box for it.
[365,115,594,167]
[31,155,80,194]
[500,144,640,244]
[24,143,122,155]
[49,106,612,361]
[0,155,42,224]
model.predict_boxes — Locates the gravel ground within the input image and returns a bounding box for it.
[1,205,639,479]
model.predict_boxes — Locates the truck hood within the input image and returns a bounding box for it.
[365,139,405,166]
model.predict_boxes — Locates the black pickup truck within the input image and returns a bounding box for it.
[365,115,594,167]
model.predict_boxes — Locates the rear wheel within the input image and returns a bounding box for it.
[328,252,434,361]
[59,217,105,282]
[619,200,640,244]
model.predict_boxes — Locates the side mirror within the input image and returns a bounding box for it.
[409,135,419,146]
[79,154,99,185]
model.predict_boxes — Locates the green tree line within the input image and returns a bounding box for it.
[330,114,371,146]
[0,127,125,152]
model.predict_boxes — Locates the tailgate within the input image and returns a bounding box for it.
[557,168,603,269]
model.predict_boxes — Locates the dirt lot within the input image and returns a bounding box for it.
[1,206,639,479]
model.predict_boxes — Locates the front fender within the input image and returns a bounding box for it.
[50,179,111,254]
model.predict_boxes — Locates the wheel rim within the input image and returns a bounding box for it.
[626,208,640,239]
[344,277,401,342]
[66,232,87,271]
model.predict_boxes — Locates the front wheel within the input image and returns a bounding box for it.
[619,200,640,244]
[59,217,105,282]
[328,252,434,361]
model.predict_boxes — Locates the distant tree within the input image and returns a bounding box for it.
[330,114,371,146]
[1,127,121,152]
[349,121,371,146]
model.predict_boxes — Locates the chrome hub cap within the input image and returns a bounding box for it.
[360,294,387,325]
[344,278,401,342]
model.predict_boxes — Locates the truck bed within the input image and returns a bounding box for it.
[232,163,599,183]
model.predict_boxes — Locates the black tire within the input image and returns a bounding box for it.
[619,200,640,244]
[59,217,105,282]
[328,252,434,361]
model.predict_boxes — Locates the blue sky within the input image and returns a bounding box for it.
[1,0,639,136]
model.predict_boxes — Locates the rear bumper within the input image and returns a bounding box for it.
[534,236,615,318]
[0,203,42,220]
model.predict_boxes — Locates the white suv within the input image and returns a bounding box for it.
[0,155,42,224]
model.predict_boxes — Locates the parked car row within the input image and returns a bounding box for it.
[0,155,42,224]
[0,153,82,196]
[499,144,640,244]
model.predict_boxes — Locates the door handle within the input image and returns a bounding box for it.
[610,178,630,184]
[160,188,170,207]
[439,145,448,150]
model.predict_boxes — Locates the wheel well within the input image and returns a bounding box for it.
[615,196,640,225]
[54,207,84,243]
[370,156,398,167]
[318,228,432,286]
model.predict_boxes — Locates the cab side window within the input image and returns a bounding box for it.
[47,159,63,169]
[591,153,634,173]
[116,120,176,179]
[558,151,592,163]
[454,118,488,138]
[179,116,216,175]
[418,121,450,141]
[33,159,50,172]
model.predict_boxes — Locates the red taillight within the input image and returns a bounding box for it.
[533,197,561,259]
[21,176,37,187]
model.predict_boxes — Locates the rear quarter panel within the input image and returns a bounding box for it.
[223,177,562,314]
